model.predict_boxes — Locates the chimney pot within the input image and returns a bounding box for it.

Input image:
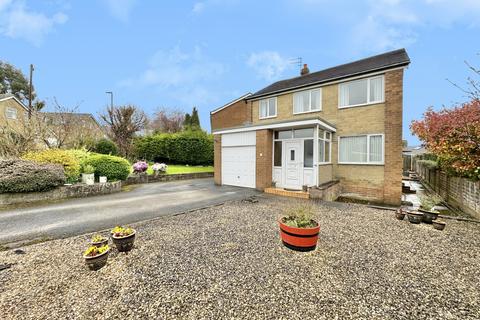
[301,63,310,76]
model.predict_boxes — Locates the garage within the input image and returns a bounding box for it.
[221,132,256,188]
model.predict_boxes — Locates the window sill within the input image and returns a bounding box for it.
[259,115,277,120]
[293,109,321,115]
[317,162,332,166]
[338,162,384,166]
[338,101,384,109]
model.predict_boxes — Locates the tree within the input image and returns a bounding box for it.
[149,107,185,133]
[0,61,44,111]
[183,107,201,130]
[410,100,480,180]
[100,105,147,158]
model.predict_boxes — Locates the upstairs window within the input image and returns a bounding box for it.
[5,107,18,120]
[259,97,277,119]
[339,75,384,108]
[293,88,321,114]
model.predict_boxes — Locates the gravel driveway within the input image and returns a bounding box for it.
[1,196,479,319]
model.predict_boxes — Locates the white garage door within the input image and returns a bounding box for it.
[221,132,256,188]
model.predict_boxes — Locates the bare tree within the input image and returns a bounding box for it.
[448,54,480,100]
[100,105,147,157]
[149,107,185,133]
[40,98,81,148]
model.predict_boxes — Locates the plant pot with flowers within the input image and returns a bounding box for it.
[111,226,136,252]
[418,194,442,223]
[91,234,108,247]
[395,208,406,220]
[407,210,423,224]
[83,245,110,271]
[152,163,167,177]
[82,165,95,185]
[279,204,319,252]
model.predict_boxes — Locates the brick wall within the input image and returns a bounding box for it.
[214,134,222,185]
[255,129,273,190]
[383,69,404,205]
[210,99,251,131]
[416,161,480,219]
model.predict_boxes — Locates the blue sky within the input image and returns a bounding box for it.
[1,0,479,144]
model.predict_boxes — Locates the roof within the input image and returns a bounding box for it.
[210,92,252,114]
[212,116,336,135]
[248,49,410,100]
[41,112,103,129]
[0,94,28,110]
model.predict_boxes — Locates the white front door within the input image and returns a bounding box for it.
[284,140,302,190]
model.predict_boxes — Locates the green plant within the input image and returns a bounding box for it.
[419,194,443,211]
[111,226,134,237]
[134,130,213,165]
[92,235,107,243]
[82,164,95,174]
[82,154,130,181]
[22,149,80,182]
[0,159,65,193]
[94,138,118,155]
[417,159,438,170]
[282,204,317,228]
[83,244,109,257]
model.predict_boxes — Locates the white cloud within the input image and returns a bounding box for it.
[246,51,291,81]
[103,0,137,22]
[120,45,226,105]
[0,1,68,46]
[192,2,205,14]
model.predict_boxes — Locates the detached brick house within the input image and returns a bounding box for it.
[210,49,410,205]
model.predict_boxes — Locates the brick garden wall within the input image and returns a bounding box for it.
[415,161,480,219]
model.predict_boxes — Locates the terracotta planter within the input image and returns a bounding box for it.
[279,219,320,252]
[91,239,108,248]
[395,209,405,220]
[112,231,136,252]
[432,220,446,231]
[407,212,423,224]
[83,249,109,271]
[418,208,438,224]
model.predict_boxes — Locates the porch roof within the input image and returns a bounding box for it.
[212,117,336,135]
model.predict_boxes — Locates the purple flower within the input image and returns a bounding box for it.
[133,161,148,173]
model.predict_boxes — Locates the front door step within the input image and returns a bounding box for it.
[264,187,309,199]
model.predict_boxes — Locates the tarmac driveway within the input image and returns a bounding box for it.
[0,178,257,247]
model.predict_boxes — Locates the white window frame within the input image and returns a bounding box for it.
[5,107,18,120]
[318,130,332,164]
[338,134,384,165]
[293,88,322,114]
[259,97,277,119]
[338,75,384,109]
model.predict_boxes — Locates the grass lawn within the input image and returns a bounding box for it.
[132,164,213,175]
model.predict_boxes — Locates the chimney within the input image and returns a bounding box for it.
[300,63,309,76]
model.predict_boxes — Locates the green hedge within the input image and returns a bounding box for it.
[0,159,66,193]
[93,138,118,156]
[417,159,438,170]
[134,130,213,165]
[82,154,130,181]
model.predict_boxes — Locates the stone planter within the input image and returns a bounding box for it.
[432,220,446,231]
[83,249,109,271]
[82,173,95,186]
[395,209,405,220]
[407,212,423,224]
[99,176,107,183]
[279,219,320,252]
[112,231,136,252]
[418,208,439,224]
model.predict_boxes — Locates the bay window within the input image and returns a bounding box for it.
[259,97,277,119]
[339,134,384,164]
[339,75,384,108]
[293,88,321,114]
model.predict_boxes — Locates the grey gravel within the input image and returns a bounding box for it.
[0,197,479,319]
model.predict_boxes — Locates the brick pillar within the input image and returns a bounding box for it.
[214,134,222,185]
[256,130,273,190]
[383,69,404,205]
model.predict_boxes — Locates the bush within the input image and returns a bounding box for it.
[0,159,66,193]
[94,139,118,155]
[82,154,130,181]
[417,159,438,170]
[23,149,81,183]
[134,130,213,165]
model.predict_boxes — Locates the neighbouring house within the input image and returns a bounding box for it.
[402,146,427,173]
[0,94,29,130]
[210,49,410,205]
